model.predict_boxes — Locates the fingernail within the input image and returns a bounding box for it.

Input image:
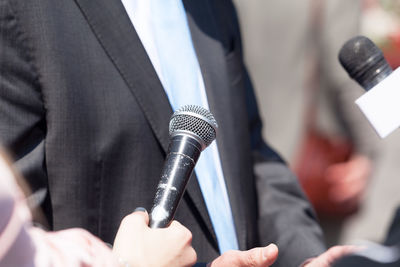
[134,207,147,213]
[263,244,277,259]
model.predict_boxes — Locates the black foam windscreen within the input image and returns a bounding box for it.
[339,35,392,90]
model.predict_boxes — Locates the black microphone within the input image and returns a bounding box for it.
[339,35,393,90]
[338,35,400,138]
[149,105,218,228]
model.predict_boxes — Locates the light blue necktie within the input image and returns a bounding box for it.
[150,0,239,253]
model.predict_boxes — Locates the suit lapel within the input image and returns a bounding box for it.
[184,0,248,250]
[74,0,172,150]
[74,0,218,249]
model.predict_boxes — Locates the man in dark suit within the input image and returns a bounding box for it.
[0,0,349,266]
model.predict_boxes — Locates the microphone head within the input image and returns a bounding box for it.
[338,35,392,90]
[169,105,218,150]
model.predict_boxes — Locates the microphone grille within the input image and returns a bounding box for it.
[169,105,218,149]
[338,35,392,90]
[338,36,383,78]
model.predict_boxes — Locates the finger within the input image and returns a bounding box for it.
[324,245,360,264]
[324,164,347,183]
[263,244,279,266]
[325,156,371,184]
[125,207,149,226]
[338,167,369,184]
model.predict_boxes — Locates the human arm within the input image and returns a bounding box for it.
[318,0,379,159]
[29,210,197,267]
[314,0,377,213]
[0,152,120,267]
[223,1,327,266]
[0,152,197,267]
[244,64,326,267]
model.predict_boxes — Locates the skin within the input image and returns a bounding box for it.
[112,211,359,267]
[209,244,359,267]
[325,154,372,213]
[0,150,360,267]
[303,246,361,267]
[113,211,280,267]
[113,211,197,267]
[208,244,279,267]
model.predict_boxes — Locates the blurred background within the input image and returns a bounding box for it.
[233,0,400,246]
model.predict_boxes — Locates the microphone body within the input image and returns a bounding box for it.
[339,36,400,138]
[149,134,201,228]
[149,105,217,228]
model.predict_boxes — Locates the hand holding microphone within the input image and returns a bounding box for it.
[339,35,400,138]
[113,105,216,266]
[113,208,197,267]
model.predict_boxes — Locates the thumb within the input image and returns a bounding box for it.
[264,244,279,265]
[237,244,279,267]
[208,244,279,267]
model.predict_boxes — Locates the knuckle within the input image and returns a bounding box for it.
[245,252,259,267]
[243,248,265,267]
[172,222,192,242]
[170,220,183,229]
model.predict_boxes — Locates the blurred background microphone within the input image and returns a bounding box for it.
[149,105,217,228]
[339,35,393,90]
[339,35,400,138]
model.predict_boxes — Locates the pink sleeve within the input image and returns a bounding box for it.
[29,228,120,267]
[0,156,120,267]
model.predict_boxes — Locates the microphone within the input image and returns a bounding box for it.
[149,105,218,228]
[339,35,393,90]
[339,35,400,138]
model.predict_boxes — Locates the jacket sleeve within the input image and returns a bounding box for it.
[228,1,327,266]
[245,68,327,267]
[0,1,51,225]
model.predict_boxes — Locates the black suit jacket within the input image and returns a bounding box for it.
[0,0,326,265]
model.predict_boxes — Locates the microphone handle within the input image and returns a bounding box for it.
[360,59,392,90]
[149,135,201,228]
